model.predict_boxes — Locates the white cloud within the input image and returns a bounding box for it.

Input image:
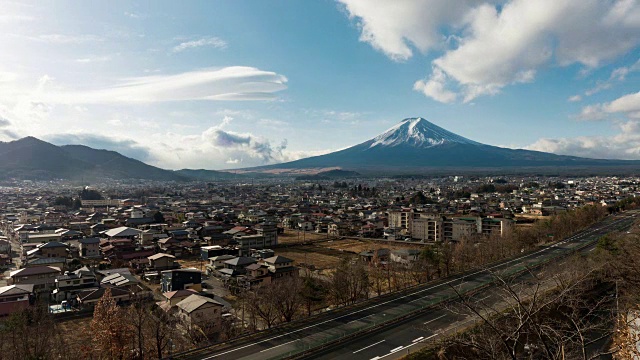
[172,37,227,53]
[338,0,477,61]
[577,90,640,121]
[0,14,35,23]
[413,67,457,103]
[75,55,111,63]
[340,0,640,102]
[604,91,640,118]
[576,104,608,121]
[35,34,104,44]
[568,95,582,102]
[37,66,287,104]
[148,119,318,169]
[527,120,640,160]
[585,58,640,96]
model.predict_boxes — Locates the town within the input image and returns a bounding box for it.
[0,174,636,358]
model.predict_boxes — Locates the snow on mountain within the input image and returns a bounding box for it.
[370,117,479,148]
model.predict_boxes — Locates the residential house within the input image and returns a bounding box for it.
[77,287,130,307]
[0,284,34,317]
[52,266,98,302]
[243,255,298,287]
[161,269,202,292]
[359,248,390,265]
[158,238,181,256]
[148,253,179,271]
[220,257,256,277]
[390,249,421,265]
[23,257,66,269]
[161,288,199,307]
[175,294,224,327]
[78,237,101,258]
[104,226,141,239]
[9,266,62,293]
[27,241,68,258]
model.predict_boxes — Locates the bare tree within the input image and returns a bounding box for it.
[437,256,620,360]
[273,277,304,323]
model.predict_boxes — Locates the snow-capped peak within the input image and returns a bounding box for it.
[370,117,479,149]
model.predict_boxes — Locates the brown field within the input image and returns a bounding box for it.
[278,229,334,244]
[276,238,427,271]
[275,245,353,270]
[317,238,426,254]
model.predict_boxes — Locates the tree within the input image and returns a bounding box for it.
[72,198,82,210]
[91,288,132,359]
[128,296,149,359]
[245,285,280,329]
[435,255,622,360]
[273,277,304,322]
[53,196,73,207]
[300,270,328,316]
[153,211,165,224]
[330,258,370,306]
[1,304,62,360]
[146,308,175,360]
[80,188,104,200]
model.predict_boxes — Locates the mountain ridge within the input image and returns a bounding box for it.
[2,116,640,181]
[248,117,640,173]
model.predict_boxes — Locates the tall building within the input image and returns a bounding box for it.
[388,210,414,233]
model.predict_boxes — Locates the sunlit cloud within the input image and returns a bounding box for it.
[38,66,288,104]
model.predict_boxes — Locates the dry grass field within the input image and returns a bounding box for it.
[317,238,425,254]
[275,245,352,270]
[278,229,334,244]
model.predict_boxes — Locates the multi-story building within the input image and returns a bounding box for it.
[388,210,413,233]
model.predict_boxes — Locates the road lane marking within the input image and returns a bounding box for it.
[412,337,424,342]
[353,339,386,353]
[259,339,298,352]
[424,314,446,324]
[375,334,440,359]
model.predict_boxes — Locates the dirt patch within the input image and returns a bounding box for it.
[317,238,425,254]
[278,229,333,244]
[276,246,353,270]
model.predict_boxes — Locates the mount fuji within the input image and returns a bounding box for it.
[251,117,638,173]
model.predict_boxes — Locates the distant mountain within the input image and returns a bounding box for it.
[0,137,186,181]
[0,137,93,179]
[252,117,640,173]
[62,145,186,181]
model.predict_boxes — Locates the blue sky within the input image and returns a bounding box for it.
[0,0,639,169]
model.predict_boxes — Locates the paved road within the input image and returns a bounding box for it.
[173,212,636,360]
